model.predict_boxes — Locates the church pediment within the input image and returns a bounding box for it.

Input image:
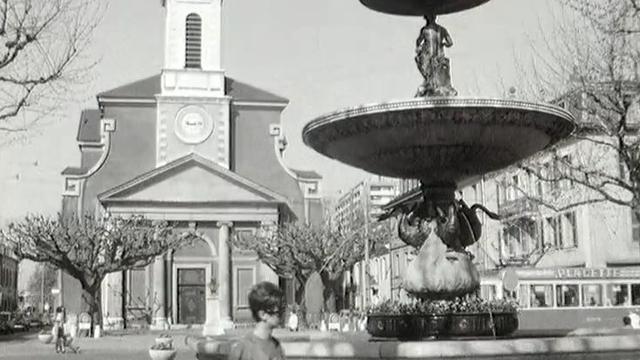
[99,153,288,204]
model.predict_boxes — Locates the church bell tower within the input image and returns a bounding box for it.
[157,0,230,168]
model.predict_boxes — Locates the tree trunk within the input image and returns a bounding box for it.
[320,272,343,314]
[81,285,102,337]
[293,274,314,328]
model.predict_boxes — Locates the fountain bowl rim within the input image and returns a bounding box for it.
[359,0,492,16]
[302,97,575,138]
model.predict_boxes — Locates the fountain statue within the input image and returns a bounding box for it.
[302,0,576,338]
[414,14,457,97]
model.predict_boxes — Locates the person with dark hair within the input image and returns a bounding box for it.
[623,315,633,329]
[229,281,286,360]
[52,307,66,353]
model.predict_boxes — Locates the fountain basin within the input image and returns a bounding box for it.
[448,312,518,337]
[367,312,517,339]
[367,313,449,339]
[303,98,575,188]
[359,0,491,16]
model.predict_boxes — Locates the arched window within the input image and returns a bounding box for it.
[185,13,202,68]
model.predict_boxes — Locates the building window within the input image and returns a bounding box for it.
[556,284,579,307]
[185,13,202,68]
[480,285,496,301]
[582,284,603,307]
[505,175,518,201]
[632,284,640,305]
[562,212,578,248]
[605,284,629,306]
[544,216,560,248]
[530,284,553,308]
[543,212,577,249]
[633,211,640,242]
[501,218,536,259]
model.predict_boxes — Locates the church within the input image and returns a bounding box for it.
[60,0,322,335]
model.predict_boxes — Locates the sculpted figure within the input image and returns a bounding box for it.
[414,14,458,97]
[403,220,480,299]
[396,189,499,300]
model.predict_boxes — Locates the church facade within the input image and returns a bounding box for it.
[60,0,322,334]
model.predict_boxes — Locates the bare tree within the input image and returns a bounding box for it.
[231,219,393,316]
[0,0,102,134]
[0,214,198,334]
[507,0,640,220]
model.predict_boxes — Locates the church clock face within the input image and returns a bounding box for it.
[174,106,214,144]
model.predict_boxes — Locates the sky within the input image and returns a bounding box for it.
[0,0,561,226]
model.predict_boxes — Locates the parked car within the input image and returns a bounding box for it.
[0,312,15,335]
[12,312,30,332]
[29,315,43,329]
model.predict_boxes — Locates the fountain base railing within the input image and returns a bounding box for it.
[192,332,640,359]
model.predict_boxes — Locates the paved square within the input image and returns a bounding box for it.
[0,332,197,360]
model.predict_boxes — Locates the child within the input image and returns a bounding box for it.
[52,307,66,353]
[286,305,298,332]
[229,281,286,360]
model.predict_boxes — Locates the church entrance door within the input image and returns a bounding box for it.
[177,268,206,324]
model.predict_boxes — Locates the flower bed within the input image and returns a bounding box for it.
[37,330,53,344]
[149,338,177,360]
[367,298,518,339]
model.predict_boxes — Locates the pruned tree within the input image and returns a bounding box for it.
[232,219,394,316]
[0,0,102,136]
[506,0,640,221]
[0,214,198,333]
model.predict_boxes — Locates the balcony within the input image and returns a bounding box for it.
[498,197,539,219]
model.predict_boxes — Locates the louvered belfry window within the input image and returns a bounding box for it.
[185,13,202,68]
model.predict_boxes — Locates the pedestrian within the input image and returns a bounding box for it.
[623,315,634,329]
[371,288,381,306]
[286,305,299,332]
[52,307,66,353]
[228,281,286,360]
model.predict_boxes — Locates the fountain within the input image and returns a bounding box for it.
[302,0,573,339]
[193,1,640,358]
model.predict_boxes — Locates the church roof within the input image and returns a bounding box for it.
[76,109,101,142]
[98,153,291,205]
[291,169,322,179]
[97,74,289,104]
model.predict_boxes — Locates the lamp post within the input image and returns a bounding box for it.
[40,265,45,313]
[361,182,370,311]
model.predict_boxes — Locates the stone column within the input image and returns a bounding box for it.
[166,249,174,325]
[151,255,168,330]
[217,221,234,330]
